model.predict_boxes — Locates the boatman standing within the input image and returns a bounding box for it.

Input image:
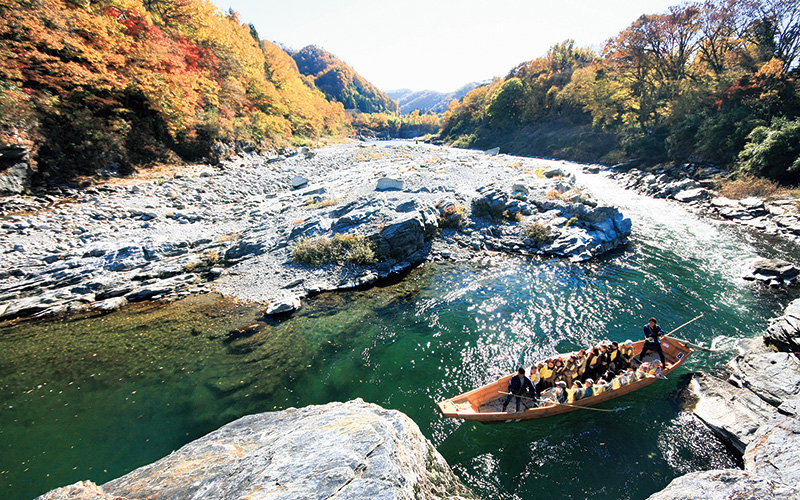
[502,367,537,412]
[638,317,667,366]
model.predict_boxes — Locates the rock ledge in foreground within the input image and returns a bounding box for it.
[37,399,476,500]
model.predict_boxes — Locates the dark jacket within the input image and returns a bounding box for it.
[508,375,537,397]
[644,324,663,342]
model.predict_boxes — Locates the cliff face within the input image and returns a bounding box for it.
[36,399,475,500]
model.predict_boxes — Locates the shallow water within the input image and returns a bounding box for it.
[2,166,798,500]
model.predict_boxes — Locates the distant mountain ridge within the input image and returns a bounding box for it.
[386,84,480,114]
[291,45,398,114]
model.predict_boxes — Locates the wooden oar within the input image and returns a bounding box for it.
[497,391,623,413]
[663,313,720,353]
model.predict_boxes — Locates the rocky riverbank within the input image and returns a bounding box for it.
[606,162,800,247]
[0,142,631,322]
[648,299,800,499]
[35,399,476,500]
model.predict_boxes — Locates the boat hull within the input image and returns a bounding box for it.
[437,337,693,422]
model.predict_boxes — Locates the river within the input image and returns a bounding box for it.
[1,160,797,500]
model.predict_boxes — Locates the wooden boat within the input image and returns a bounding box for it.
[437,337,693,422]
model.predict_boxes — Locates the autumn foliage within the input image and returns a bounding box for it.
[0,0,348,181]
[440,0,800,184]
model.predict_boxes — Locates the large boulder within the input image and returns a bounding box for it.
[646,469,797,500]
[742,258,799,285]
[0,145,32,194]
[374,210,437,263]
[37,400,475,500]
[729,338,800,407]
[763,298,800,353]
[689,372,779,453]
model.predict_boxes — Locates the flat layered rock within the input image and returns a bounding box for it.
[690,371,778,453]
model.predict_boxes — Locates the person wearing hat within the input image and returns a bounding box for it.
[638,317,667,366]
[619,340,635,369]
[502,367,538,412]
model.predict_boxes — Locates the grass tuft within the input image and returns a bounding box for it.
[292,234,376,266]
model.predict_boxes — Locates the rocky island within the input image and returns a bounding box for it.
[0,142,631,322]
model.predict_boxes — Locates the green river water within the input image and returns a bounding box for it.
[1,167,798,500]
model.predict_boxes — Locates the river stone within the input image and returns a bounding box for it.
[744,413,800,491]
[763,298,800,353]
[92,296,128,313]
[376,177,404,191]
[741,258,799,282]
[729,338,800,407]
[674,187,707,203]
[689,372,779,453]
[93,399,475,500]
[645,469,797,500]
[265,294,301,315]
[291,175,309,189]
[485,147,500,155]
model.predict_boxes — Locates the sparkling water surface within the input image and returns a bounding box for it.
[2,164,797,500]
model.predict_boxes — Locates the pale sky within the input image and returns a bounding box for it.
[210,0,681,93]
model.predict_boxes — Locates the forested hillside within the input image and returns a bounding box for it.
[0,0,348,181]
[440,0,800,184]
[292,45,398,114]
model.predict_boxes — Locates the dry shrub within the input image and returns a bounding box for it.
[524,222,555,244]
[546,189,562,200]
[719,174,785,200]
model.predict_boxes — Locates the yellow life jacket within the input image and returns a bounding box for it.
[540,366,554,380]
[611,377,622,390]
[531,370,541,384]
[577,356,587,374]
[609,350,618,361]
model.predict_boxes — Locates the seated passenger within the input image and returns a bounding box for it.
[649,360,666,379]
[569,381,584,403]
[575,349,588,379]
[555,381,568,404]
[538,360,554,392]
[636,362,650,380]
[585,347,602,380]
[562,355,579,386]
[619,340,635,369]
[594,379,607,395]
[553,358,565,384]
[583,378,595,398]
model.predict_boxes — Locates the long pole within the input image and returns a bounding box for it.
[663,313,719,352]
[666,313,704,336]
[497,391,621,413]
